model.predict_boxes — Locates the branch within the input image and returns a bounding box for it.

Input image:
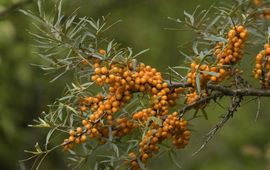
[0,0,33,19]
[178,92,224,116]
[206,84,270,97]
[168,81,270,97]
[166,81,191,88]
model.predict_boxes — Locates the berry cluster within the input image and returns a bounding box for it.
[129,112,190,170]
[132,87,183,121]
[185,26,248,106]
[253,43,270,87]
[63,128,88,150]
[185,89,208,107]
[215,26,248,65]
[252,0,270,20]
[187,62,226,86]
[63,50,189,169]
[257,11,270,20]
[113,118,137,137]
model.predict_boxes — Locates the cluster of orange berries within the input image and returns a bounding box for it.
[185,89,209,106]
[185,25,248,106]
[253,43,270,87]
[112,118,137,137]
[64,49,190,169]
[185,62,226,105]
[65,117,137,147]
[252,0,270,20]
[186,63,220,105]
[187,62,226,87]
[63,127,87,150]
[257,11,270,20]
[132,87,183,121]
[129,112,190,170]
[215,26,248,65]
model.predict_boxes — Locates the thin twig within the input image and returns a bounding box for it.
[178,92,224,116]
[192,95,243,156]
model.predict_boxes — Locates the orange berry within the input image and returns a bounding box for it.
[239,32,247,39]
[69,130,75,136]
[80,106,87,112]
[81,59,88,66]
[76,127,83,134]
[68,136,75,142]
[266,47,270,54]
[236,25,244,32]
[210,76,217,82]
[99,49,106,55]
[80,134,87,143]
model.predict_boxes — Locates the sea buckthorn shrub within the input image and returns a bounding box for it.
[22,0,270,169]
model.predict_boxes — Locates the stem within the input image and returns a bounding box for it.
[168,81,270,97]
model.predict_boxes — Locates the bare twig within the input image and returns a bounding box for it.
[0,0,33,19]
[192,95,243,156]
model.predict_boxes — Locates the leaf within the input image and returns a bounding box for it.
[268,27,270,38]
[28,117,50,128]
[132,48,150,58]
[127,47,133,58]
[203,33,226,42]
[184,10,194,26]
[67,157,79,162]
[64,103,79,115]
[201,70,219,77]
[107,40,114,54]
[108,126,113,141]
[173,66,190,70]
[35,143,42,153]
[45,128,57,150]
[84,18,98,30]
[94,162,99,170]
[49,72,66,83]
[179,50,192,61]
[37,0,44,17]
[195,73,201,94]
[168,66,180,76]
[68,16,87,39]
[19,9,44,24]
[54,0,63,26]
[101,19,122,33]
[192,41,198,55]
[167,17,182,23]
[168,151,182,169]
[65,14,77,30]
[111,143,119,158]
[137,157,146,170]
[69,114,74,127]
[205,15,220,31]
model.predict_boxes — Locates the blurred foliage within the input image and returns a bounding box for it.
[0,0,270,170]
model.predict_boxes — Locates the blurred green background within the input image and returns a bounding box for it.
[0,0,270,170]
